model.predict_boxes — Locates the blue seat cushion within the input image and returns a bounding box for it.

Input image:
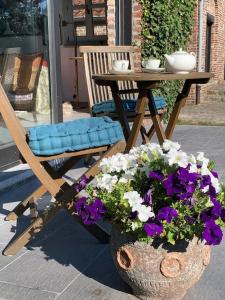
[28,116,124,156]
[92,97,166,114]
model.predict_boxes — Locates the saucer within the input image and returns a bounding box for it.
[109,69,134,75]
[142,67,165,73]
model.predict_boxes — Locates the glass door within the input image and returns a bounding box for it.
[0,0,54,169]
[73,0,108,45]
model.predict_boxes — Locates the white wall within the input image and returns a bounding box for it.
[60,47,89,104]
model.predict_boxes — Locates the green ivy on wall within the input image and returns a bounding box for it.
[138,0,196,120]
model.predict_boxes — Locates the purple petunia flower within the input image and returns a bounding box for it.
[200,175,211,191]
[149,171,164,181]
[178,167,199,184]
[89,198,107,219]
[221,208,225,222]
[157,206,178,223]
[74,175,89,193]
[211,171,219,179]
[163,167,199,202]
[185,215,196,225]
[144,222,164,237]
[74,197,106,225]
[201,199,222,222]
[163,173,176,197]
[202,219,223,246]
[74,197,90,224]
[130,211,138,220]
[209,185,216,201]
[143,189,153,205]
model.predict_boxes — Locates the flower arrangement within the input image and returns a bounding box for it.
[74,141,225,246]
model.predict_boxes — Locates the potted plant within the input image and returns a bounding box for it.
[74,141,225,300]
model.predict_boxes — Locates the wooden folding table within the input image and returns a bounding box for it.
[93,72,213,152]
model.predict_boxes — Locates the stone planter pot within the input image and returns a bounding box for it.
[110,227,211,300]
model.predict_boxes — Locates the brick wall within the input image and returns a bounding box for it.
[187,0,225,103]
[107,0,142,69]
[107,0,116,45]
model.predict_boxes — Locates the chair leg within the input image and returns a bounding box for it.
[32,111,37,122]
[5,179,64,221]
[3,201,62,256]
[5,185,47,221]
[3,141,126,256]
[5,157,80,221]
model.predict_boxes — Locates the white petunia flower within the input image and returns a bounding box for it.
[210,174,221,193]
[136,205,155,222]
[162,140,180,152]
[188,154,197,165]
[146,143,164,159]
[189,164,198,173]
[130,144,149,157]
[165,149,189,168]
[119,177,128,184]
[100,153,137,173]
[124,191,142,210]
[200,164,210,176]
[96,174,118,192]
[188,154,198,173]
[197,152,209,167]
[200,166,221,194]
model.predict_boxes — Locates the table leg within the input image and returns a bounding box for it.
[147,113,163,140]
[165,80,192,139]
[146,89,166,145]
[125,90,148,152]
[111,81,131,141]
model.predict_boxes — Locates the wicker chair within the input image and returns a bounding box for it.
[2,52,43,122]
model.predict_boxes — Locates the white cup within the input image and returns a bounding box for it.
[112,60,129,71]
[142,59,160,69]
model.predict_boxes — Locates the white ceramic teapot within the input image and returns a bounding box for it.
[164,48,196,74]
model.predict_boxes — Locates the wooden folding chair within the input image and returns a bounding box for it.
[78,46,166,140]
[0,83,125,256]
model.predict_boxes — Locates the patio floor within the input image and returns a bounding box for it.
[0,125,225,300]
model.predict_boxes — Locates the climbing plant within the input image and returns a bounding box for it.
[138,0,196,120]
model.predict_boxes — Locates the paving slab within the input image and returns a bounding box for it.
[56,245,132,300]
[0,178,40,224]
[184,234,225,300]
[0,216,104,294]
[0,282,57,300]
[0,244,27,271]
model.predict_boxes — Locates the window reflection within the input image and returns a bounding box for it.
[0,0,51,141]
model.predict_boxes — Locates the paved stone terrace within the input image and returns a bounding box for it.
[0,125,225,300]
[178,102,225,126]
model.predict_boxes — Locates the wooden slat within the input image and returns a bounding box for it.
[80,46,135,53]
[92,52,101,104]
[36,146,108,161]
[83,53,94,108]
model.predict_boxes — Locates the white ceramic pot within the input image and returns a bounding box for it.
[142,58,160,70]
[164,48,196,74]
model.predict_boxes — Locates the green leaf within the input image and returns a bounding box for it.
[167,231,176,245]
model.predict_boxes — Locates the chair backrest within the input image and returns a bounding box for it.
[0,47,21,92]
[0,83,62,196]
[11,52,43,95]
[79,46,138,109]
